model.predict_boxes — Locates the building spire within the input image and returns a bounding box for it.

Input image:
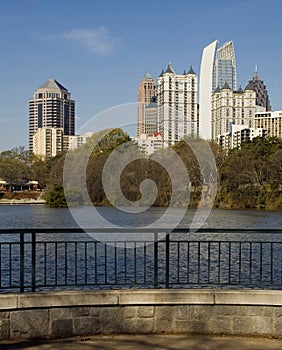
[253,64,259,80]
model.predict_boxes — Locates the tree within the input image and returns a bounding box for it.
[44,184,67,208]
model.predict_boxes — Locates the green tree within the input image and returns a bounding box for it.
[44,184,67,208]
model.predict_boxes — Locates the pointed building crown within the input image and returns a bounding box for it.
[165,62,175,74]
[38,79,68,91]
[187,66,196,75]
[143,72,153,80]
[221,81,231,90]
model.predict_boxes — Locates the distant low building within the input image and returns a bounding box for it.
[64,132,93,150]
[255,111,282,139]
[133,132,164,155]
[217,123,267,151]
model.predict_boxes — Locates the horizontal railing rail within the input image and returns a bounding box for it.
[0,228,281,293]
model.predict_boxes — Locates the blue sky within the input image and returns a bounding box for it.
[0,0,282,151]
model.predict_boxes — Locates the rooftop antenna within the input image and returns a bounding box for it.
[254,64,259,80]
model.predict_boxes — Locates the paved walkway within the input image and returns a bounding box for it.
[1,334,282,350]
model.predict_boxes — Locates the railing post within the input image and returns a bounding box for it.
[20,232,25,293]
[154,232,158,288]
[31,232,36,292]
[165,233,170,288]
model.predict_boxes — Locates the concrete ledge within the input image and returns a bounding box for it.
[119,290,214,305]
[0,294,18,310]
[18,290,119,309]
[1,290,282,310]
[215,290,282,306]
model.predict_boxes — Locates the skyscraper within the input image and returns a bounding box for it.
[157,63,198,146]
[199,40,236,139]
[29,79,75,152]
[246,67,271,111]
[137,73,156,137]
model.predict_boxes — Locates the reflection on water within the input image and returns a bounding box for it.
[0,204,282,229]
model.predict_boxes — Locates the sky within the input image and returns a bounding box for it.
[0,0,282,151]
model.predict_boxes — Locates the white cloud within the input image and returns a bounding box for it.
[62,27,119,56]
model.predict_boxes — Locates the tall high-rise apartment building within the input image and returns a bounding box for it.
[157,63,198,146]
[211,83,256,141]
[199,40,236,139]
[137,73,156,137]
[29,79,75,152]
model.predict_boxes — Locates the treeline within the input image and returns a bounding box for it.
[1,130,282,210]
[216,137,282,210]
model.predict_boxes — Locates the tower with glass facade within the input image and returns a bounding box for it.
[199,40,237,139]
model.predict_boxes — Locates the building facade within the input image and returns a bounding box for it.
[33,127,64,158]
[157,63,198,146]
[217,124,267,151]
[137,73,156,137]
[255,111,282,139]
[132,132,163,155]
[199,40,237,139]
[29,79,75,152]
[211,83,256,141]
[64,132,93,150]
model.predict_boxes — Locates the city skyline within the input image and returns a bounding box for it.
[1,0,282,151]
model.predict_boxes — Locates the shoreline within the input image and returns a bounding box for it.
[0,199,45,205]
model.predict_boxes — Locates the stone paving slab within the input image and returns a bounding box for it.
[1,334,282,350]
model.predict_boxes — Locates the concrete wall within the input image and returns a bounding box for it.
[0,289,282,340]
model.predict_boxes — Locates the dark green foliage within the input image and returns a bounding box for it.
[44,184,67,208]
[216,137,282,209]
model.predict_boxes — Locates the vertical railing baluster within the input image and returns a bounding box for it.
[154,232,158,287]
[134,242,137,285]
[9,244,12,288]
[114,243,117,284]
[239,242,242,285]
[228,242,231,285]
[250,242,252,285]
[271,242,274,285]
[44,243,47,286]
[144,243,147,285]
[94,242,97,284]
[187,242,190,284]
[177,241,180,284]
[124,242,127,284]
[105,243,107,285]
[20,232,25,293]
[260,242,263,285]
[55,243,58,287]
[74,242,77,285]
[31,232,36,292]
[207,242,211,284]
[197,242,201,284]
[85,242,88,285]
[218,242,221,284]
[165,233,170,288]
[65,242,68,286]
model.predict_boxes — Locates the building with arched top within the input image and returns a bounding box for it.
[199,40,237,139]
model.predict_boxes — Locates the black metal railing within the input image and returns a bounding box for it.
[0,228,282,293]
